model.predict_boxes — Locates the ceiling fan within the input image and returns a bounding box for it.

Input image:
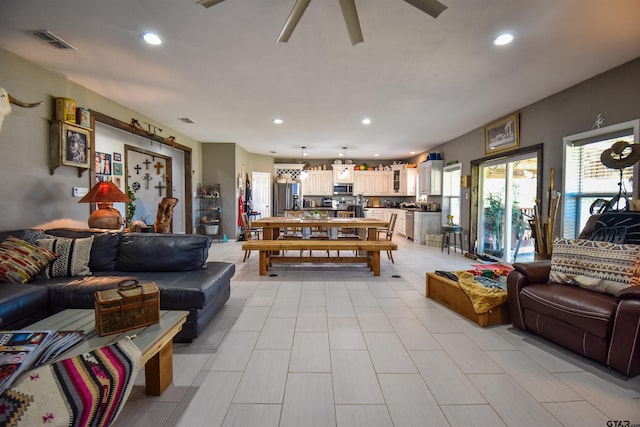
[197,0,447,45]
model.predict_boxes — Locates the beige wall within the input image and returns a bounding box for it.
[416,56,640,248]
[201,143,274,239]
[0,47,202,230]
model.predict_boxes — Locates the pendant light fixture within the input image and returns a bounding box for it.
[300,146,308,179]
[339,146,349,180]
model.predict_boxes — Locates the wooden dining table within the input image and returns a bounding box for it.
[251,216,389,241]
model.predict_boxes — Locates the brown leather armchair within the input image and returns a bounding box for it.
[507,260,640,377]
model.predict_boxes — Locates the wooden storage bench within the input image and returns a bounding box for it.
[242,240,397,276]
[425,272,509,327]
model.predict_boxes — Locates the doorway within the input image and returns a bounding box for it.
[475,150,540,263]
[251,171,271,218]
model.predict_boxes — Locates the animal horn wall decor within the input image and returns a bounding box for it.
[0,87,43,131]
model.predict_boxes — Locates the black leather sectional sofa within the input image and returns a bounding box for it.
[0,228,234,342]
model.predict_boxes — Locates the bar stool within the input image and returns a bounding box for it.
[441,225,463,254]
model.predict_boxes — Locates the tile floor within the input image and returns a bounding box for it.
[113,236,640,427]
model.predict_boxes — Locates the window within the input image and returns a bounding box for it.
[562,120,639,238]
[442,163,461,225]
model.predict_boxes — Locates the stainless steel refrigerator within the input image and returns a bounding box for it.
[273,181,301,216]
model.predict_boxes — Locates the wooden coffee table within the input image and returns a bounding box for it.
[425,272,509,327]
[25,308,188,395]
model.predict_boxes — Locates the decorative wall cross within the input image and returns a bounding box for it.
[154,181,166,197]
[142,173,153,190]
[154,161,164,174]
[134,164,142,175]
[143,159,152,170]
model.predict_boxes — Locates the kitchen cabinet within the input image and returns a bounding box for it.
[301,170,332,195]
[418,160,443,196]
[414,211,442,244]
[391,165,417,196]
[393,209,406,236]
[354,171,371,195]
[364,208,406,236]
[354,170,393,195]
[332,164,355,183]
[363,208,385,221]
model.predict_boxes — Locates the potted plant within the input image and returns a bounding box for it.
[484,192,528,258]
[484,192,505,256]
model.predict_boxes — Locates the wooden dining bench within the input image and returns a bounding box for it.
[241,240,398,276]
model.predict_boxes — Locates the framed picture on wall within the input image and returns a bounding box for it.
[113,162,123,175]
[61,122,91,169]
[95,151,112,175]
[485,113,520,155]
[113,152,122,162]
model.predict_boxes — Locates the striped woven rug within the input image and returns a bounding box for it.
[0,337,141,427]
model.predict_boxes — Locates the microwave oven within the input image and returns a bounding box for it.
[333,183,353,195]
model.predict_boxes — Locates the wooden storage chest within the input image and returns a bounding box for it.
[425,272,509,327]
[95,280,160,336]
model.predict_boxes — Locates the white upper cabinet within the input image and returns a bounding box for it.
[301,170,333,195]
[418,160,443,196]
[392,165,417,196]
[354,170,392,195]
[332,164,355,183]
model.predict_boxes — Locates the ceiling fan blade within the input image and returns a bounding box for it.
[277,0,312,43]
[402,0,447,18]
[196,0,225,8]
[338,0,363,45]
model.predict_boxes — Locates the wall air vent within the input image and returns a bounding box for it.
[179,117,197,124]
[31,30,77,50]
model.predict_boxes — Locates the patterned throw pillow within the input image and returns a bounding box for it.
[0,236,59,284]
[549,238,640,295]
[20,229,55,245]
[36,236,94,279]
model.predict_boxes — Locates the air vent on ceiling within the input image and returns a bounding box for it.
[31,30,77,50]
[179,117,197,124]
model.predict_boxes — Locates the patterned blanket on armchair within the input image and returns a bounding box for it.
[0,337,141,427]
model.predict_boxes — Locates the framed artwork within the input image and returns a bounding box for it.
[110,176,122,188]
[113,162,123,175]
[485,113,520,155]
[95,151,112,175]
[95,174,109,183]
[113,152,122,162]
[61,123,91,168]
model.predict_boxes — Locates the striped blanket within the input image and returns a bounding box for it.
[0,337,141,427]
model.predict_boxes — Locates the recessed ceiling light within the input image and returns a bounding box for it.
[142,32,162,45]
[494,33,513,46]
[273,118,284,124]
[410,151,416,155]
[361,118,371,125]
[374,153,380,157]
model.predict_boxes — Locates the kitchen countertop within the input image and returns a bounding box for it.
[296,207,353,211]
[365,207,442,212]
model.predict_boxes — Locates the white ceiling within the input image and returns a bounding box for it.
[1,0,640,160]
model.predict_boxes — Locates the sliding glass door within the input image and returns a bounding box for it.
[478,153,538,263]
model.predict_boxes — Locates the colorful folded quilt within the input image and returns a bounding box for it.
[456,270,508,314]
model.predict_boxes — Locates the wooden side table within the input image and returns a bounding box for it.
[26,309,187,395]
[425,272,509,327]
